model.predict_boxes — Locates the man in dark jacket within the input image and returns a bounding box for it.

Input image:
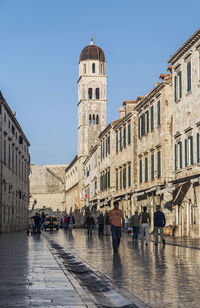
[85,213,95,236]
[97,213,104,235]
[154,205,166,245]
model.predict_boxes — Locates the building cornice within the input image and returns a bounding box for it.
[65,155,78,173]
[168,28,200,65]
[0,91,30,146]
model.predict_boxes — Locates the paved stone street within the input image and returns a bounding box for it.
[0,232,96,308]
[45,229,200,308]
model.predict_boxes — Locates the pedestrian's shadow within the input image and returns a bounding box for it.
[112,253,123,282]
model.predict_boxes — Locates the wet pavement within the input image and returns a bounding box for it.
[46,229,200,308]
[0,232,95,308]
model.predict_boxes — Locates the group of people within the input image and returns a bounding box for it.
[108,201,166,253]
[30,212,46,235]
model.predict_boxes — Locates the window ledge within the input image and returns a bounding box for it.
[185,91,192,97]
[176,98,182,104]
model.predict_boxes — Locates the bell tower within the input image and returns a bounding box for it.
[78,38,107,159]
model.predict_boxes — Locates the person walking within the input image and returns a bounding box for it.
[124,216,129,231]
[31,213,41,235]
[97,213,105,235]
[139,206,151,245]
[108,201,124,253]
[154,205,166,245]
[131,210,140,240]
[67,213,75,235]
[85,213,95,236]
[105,211,110,235]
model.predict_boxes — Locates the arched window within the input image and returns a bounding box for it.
[96,114,99,125]
[92,114,95,125]
[84,64,86,74]
[95,88,100,99]
[88,88,92,99]
[100,63,103,74]
[89,114,92,125]
[92,63,95,73]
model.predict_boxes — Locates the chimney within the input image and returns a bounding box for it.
[119,106,125,119]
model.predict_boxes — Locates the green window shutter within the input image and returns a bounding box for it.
[187,61,191,92]
[120,129,122,150]
[120,170,122,189]
[106,138,108,156]
[108,136,110,154]
[141,114,145,136]
[138,117,141,138]
[123,126,126,148]
[103,139,105,158]
[101,142,102,159]
[146,111,149,133]
[128,165,131,186]
[185,139,188,167]
[108,170,110,188]
[157,151,161,178]
[116,133,118,153]
[123,167,126,188]
[174,76,177,102]
[128,123,131,144]
[178,71,182,99]
[151,154,154,180]
[139,160,142,183]
[150,105,154,131]
[145,157,148,182]
[190,136,193,165]
[157,100,161,126]
[179,141,182,169]
[197,133,200,163]
[116,170,118,190]
[175,144,177,170]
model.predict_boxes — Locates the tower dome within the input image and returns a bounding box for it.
[79,39,105,63]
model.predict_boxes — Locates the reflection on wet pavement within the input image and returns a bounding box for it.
[47,229,200,308]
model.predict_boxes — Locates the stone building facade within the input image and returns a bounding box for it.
[29,164,67,217]
[168,28,200,237]
[0,91,30,233]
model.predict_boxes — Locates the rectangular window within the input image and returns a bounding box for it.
[145,110,149,133]
[120,129,122,150]
[123,126,126,148]
[145,157,148,182]
[189,136,193,165]
[139,159,142,183]
[116,169,118,191]
[138,117,141,138]
[185,139,188,167]
[123,167,126,188]
[175,144,177,171]
[178,71,182,99]
[151,153,154,180]
[128,165,131,186]
[187,61,191,92]
[157,151,161,178]
[102,139,105,158]
[178,141,182,169]
[108,135,110,154]
[101,142,103,159]
[116,133,118,153]
[174,75,177,102]
[106,138,108,157]
[157,100,161,126]
[150,105,154,131]
[4,139,6,163]
[120,169,122,189]
[141,114,145,136]
[128,123,131,144]
[107,170,110,188]
[197,133,200,163]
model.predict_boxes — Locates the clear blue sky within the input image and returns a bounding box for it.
[0,0,199,165]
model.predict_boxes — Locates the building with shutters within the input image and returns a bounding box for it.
[168,28,200,237]
[0,91,30,233]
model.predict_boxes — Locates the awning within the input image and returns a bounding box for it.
[146,186,158,193]
[156,185,176,195]
[173,181,190,206]
[164,200,173,211]
[134,191,145,197]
